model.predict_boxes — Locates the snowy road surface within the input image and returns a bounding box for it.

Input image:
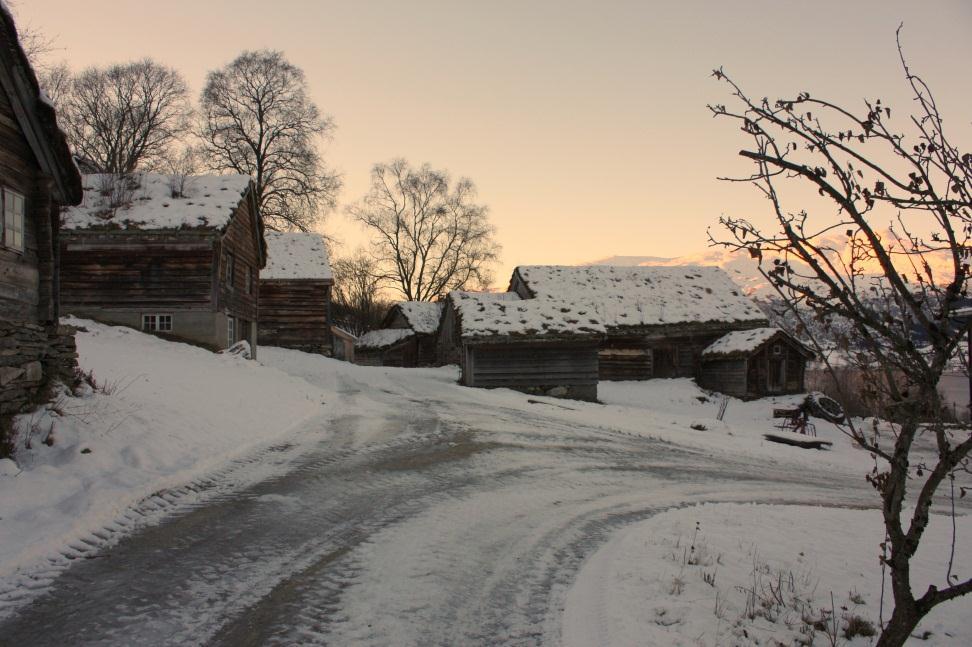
[0,351,879,646]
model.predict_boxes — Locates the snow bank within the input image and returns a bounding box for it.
[515,265,767,328]
[263,231,332,280]
[563,503,971,646]
[0,319,325,580]
[62,173,251,230]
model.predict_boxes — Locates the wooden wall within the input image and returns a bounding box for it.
[60,231,217,310]
[355,338,418,367]
[598,329,726,381]
[699,338,808,399]
[0,80,50,324]
[258,279,331,354]
[463,341,599,400]
[216,196,261,326]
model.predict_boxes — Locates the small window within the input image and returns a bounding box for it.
[142,314,173,332]
[773,343,783,355]
[227,315,236,345]
[3,189,25,252]
[225,251,236,289]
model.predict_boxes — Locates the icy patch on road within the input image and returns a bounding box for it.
[563,504,972,647]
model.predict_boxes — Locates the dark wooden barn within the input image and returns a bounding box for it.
[258,232,333,354]
[698,327,814,398]
[59,173,266,356]
[441,291,604,401]
[508,265,769,381]
[382,301,443,366]
[0,5,82,418]
[354,328,417,367]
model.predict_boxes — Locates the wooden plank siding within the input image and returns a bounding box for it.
[598,329,733,381]
[216,194,261,325]
[258,279,331,354]
[699,336,809,398]
[463,342,599,401]
[0,78,45,323]
[60,232,217,310]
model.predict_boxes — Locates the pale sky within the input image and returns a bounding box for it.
[14,0,972,288]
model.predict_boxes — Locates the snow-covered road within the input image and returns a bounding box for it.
[0,347,883,647]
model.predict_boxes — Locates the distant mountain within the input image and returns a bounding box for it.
[587,250,775,297]
[588,239,958,300]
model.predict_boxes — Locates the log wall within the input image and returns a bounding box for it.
[463,341,599,401]
[258,279,331,354]
[60,231,217,310]
[0,81,55,324]
[216,195,260,327]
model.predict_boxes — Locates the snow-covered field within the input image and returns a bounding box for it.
[0,323,968,645]
[564,504,970,646]
[0,319,327,582]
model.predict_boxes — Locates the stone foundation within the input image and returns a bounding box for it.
[0,321,78,416]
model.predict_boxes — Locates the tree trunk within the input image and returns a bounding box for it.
[875,601,922,647]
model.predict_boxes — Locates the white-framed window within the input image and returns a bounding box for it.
[2,188,25,252]
[142,314,173,332]
[227,315,236,345]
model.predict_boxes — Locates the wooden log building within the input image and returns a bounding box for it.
[258,231,333,354]
[699,327,813,398]
[440,291,604,401]
[354,328,417,367]
[59,173,266,355]
[382,301,443,366]
[0,5,82,420]
[508,265,769,382]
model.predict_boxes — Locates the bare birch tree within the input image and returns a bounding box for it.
[59,59,190,174]
[198,50,341,232]
[331,251,389,336]
[348,159,500,301]
[708,32,971,646]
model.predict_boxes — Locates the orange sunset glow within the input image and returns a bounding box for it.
[13,0,972,284]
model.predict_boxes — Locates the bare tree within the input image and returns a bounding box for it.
[37,61,71,107]
[348,159,500,301]
[198,50,341,232]
[331,250,389,337]
[708,33,971,646]
[59,59,190,174]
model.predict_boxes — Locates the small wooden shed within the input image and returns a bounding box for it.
[382,301,443,366]
[509,265,769,381]
[354,328,417,367]
[698,327,814,398]
[258,232,333,354]
[442,291,604,401]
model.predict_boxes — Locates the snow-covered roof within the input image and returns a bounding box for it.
[450,291,605,341]
[392,301,444,335]
[62,173,252,231]
[512,265,766,329]
[702,327,807,358]
[355,328,415,350]
[263,232,332,280]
